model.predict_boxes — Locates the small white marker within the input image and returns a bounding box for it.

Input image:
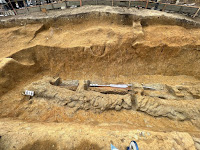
[24,90,34,96]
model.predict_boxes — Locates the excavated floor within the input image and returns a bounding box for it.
[1,5,200,150]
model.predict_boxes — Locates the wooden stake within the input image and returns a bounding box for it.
[145,0,149,9]
[80,0,82,6]
[112,0,114,6]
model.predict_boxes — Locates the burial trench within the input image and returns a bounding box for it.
[23,76,200,121]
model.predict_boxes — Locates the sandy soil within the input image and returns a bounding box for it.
[0,118,199,150]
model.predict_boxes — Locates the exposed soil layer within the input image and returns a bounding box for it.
[0,6,200,150]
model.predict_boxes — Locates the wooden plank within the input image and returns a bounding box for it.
[193,8,200,18]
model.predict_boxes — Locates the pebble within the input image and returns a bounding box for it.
[67,101,77,108]
[139,131,145,137]
[115,105,121,111]
[146,125,153,128]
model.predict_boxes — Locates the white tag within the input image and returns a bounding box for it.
[25,90,34,96]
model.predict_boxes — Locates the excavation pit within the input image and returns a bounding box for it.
[0,6,200,150]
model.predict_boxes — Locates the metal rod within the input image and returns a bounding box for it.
[8,0,17,15]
